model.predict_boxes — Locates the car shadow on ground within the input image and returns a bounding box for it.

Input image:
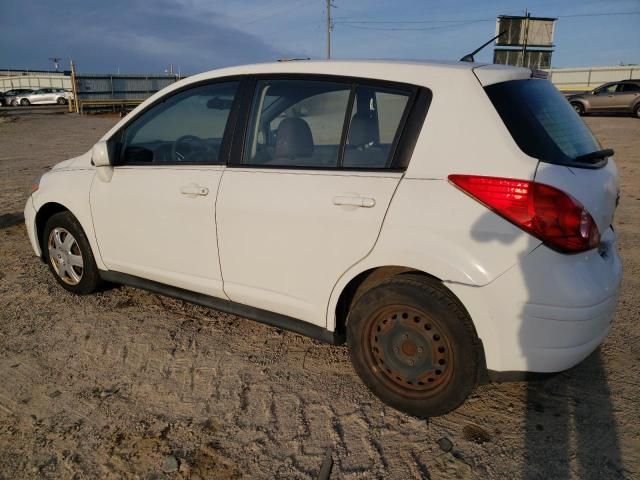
[523,350,625,479]
[0,212,24,229]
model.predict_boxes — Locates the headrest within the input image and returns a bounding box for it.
[348,113,378,147]
[275,117,314,159]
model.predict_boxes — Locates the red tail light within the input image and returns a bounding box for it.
[448,175,600,253]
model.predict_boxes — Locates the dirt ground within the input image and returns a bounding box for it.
[0,109,638,479]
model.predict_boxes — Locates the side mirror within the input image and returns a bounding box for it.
[92,141,111,167]
[92,140,114,182]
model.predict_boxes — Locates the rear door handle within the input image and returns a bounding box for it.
[332,195,376,208]
[180,184,209,196]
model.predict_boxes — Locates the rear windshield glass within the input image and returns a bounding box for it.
[485,79,601,166]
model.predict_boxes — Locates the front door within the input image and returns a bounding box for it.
[217,77,415,326]
[90,80,240,297]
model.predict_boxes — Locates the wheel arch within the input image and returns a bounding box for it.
[35,202,72,258]
[333,265,489,383]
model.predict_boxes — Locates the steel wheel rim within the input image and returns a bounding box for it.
[363,305,454,398]
[47,227,84,285]
[573,104,581,113]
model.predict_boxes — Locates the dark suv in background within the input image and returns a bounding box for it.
[568,79,640,117]
[0,88,34,106]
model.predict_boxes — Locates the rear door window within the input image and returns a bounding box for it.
[243,79,351,168]
[621,83,640,92]
[484,79,602,167]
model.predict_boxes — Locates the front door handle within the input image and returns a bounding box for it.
[180,184,209,196]
[333,195,376,208]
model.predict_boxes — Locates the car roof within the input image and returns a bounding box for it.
[177,59,530,91]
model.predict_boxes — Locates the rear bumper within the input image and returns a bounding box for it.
[450,228,622,373]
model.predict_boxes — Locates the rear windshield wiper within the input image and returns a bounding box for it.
[574,148,614,164]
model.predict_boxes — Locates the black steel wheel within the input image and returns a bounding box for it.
[347,274,480,417]
[571,102,585,115]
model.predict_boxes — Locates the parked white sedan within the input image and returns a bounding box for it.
[24,60,622,417]
[13,88,71,106]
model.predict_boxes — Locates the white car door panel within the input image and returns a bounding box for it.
[90,166,225,297]
[217,169,401,325]
[90,80,240,298]
[216,78,414,326]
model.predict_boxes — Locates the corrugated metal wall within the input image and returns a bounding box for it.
[75,74,178,101]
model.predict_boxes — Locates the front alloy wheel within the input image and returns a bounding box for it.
[47,227,84,285]
[43,211,102,294]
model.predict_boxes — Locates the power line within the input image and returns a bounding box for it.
[338,19,492,32]
[334,10,640,31]
[239,0,316,27]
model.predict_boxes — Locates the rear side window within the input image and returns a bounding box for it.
[343,86,411,168]
[242,78,414,169]
[485,79,601,167]
[243,79,351,168]
[621,83,640,92]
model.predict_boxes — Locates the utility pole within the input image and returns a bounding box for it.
[326,0,334,59]
[69,60,79,114]
[521,9,531,68]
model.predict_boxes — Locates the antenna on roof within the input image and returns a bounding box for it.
[460,31,506,63]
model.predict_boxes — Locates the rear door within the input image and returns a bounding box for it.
[618,83,640,111]
[216,76,417,326]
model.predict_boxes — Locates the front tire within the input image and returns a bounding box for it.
[347,274,480,417]
[56,97,67,105]
[571,102,585,115]
[42,211,102,294]
[634,103,640,119]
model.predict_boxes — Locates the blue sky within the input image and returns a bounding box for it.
[1,0,638,74]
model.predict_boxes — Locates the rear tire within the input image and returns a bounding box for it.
[571,102,585,115]
[20,98,30,106]
[346,274,480,417]
[42,211,102,295]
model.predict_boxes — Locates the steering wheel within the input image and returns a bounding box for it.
[171,135,210,162]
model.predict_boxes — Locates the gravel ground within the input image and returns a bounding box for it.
[0,110,638,479]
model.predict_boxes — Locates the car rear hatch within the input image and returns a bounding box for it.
[476,66,619,239]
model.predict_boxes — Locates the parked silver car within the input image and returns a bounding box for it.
[1,88,34,106]
[13,88,72,106]
[567,80,640,117]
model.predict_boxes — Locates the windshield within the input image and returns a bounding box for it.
[485,79,602,167]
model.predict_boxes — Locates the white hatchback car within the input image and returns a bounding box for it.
[24,60,622,417]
